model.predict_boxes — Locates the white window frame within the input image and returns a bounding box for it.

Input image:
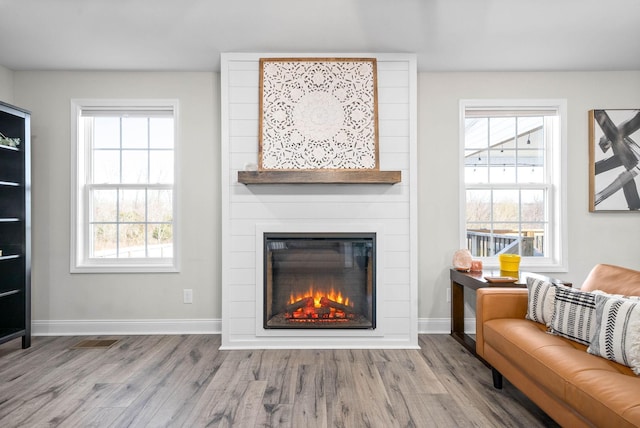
[459,99,568,272]
[70,99,180,273]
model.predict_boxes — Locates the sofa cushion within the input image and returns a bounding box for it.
[549,286,596,345]
[525,277,557,326]
[566,368,640,428]
[484,317,638,423]
[484,318,584,399]
[588,294,640,374]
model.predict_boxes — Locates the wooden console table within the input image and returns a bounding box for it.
[450,269,570,358]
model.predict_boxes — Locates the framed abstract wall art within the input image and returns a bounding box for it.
[589,109,640,212]
[258,58,379,170]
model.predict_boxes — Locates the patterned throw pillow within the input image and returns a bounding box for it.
[587,294,640,375]
[549,287,596,345]
[525,277,557,326]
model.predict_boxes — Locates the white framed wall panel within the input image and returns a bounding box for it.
[221,53,417,349]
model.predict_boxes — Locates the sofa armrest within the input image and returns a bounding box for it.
[476,288,528,358]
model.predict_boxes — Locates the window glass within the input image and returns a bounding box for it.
[121,150,148,184]
[462,102,563,266]
[122,117,148,149]
[73,100,178,272]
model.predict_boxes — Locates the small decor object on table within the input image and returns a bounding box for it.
[452,249,473,271]
[0,132,20,148]
[470,260,483,272]
[483,276,518,283]
[498,253,521,275]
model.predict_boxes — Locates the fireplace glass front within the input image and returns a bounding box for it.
[264,233,376,329]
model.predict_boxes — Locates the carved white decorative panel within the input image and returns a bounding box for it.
[259,58,379,170]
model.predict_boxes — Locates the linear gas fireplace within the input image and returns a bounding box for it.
[263,233,376,329]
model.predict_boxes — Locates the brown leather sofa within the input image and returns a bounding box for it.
[476,264,640,427]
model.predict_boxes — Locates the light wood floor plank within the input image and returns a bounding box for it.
[182,356,250,427]
[254,402,292,428]
[290,364,327,428]
[186,350,273,427]
[144,335,225,427]
[418,335,557,427]
[18,362,123,426]
[375,361,436,427]
[0,334,560,427]
[64,407,125,428]
[259,350,295,406]
[108,335,206,427]
[0,345,113,426]
[349,361,398,427]
[233,380,269,427]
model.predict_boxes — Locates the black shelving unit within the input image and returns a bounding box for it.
[0,101,31,349]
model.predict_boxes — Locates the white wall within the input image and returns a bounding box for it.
[0,65,14,103]
[9,69,640,334]
[13,72,221,334]
[418,71,640,319]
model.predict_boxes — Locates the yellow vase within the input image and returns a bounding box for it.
[499,254,521,276]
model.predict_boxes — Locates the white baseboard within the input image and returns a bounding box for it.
[418,317,475,335]
[32,317,471,337]
[32,319,221,336]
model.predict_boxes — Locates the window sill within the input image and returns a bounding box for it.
[71,261,179,274]
[481,260,568,274]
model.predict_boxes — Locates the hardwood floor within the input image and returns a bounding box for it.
[0,334,558,427]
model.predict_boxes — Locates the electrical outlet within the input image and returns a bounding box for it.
[446,288,451,303]
[183,289,193,304]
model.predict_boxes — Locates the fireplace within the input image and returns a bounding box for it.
[263,233,376,329]
[222,53,417,349]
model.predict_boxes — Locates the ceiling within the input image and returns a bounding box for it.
[1,0,639,72]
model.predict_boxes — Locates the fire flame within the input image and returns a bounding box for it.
[289,286,351,308]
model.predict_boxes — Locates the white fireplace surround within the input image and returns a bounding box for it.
[221,53,418,349]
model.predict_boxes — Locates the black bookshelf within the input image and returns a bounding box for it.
[0,101,31,348]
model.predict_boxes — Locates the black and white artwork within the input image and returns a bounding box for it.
[589,109,640,212]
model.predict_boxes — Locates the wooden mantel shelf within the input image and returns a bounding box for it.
[237,170,401,184]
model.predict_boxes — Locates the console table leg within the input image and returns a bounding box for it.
[451,280,465,335]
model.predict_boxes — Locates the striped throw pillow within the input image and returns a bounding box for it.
[550,287,596,345]
[587,294,640,375]
[525,277,557,326]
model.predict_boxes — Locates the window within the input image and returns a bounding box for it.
[71,99,179,272]
[460,100,566,270]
